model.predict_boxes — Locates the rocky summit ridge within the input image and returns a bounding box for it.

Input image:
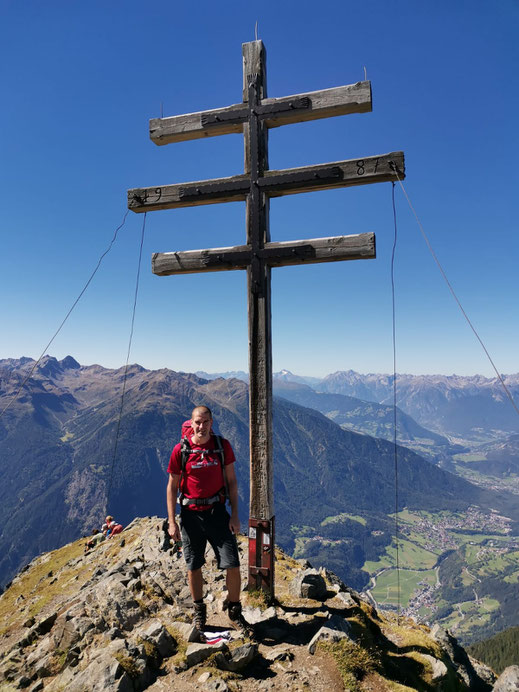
[1,518,516,692]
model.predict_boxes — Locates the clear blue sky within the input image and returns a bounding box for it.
[1,0,517,377]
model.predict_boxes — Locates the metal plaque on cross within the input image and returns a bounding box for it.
[128,40,405,599]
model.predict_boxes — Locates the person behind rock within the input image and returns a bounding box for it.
[166,405,250,641]
[105,515,123,538]
[84,528,105,553]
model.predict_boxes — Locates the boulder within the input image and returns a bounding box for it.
[335,591,357,609]
[65,652,134,692]
[430,625,490,689]
[185,640,228,668]
[141,620,177,658]
[419,653,448,681]
[213,642,258,672]
[168,621,200,643]
[308,616,353,655]
[290,569,328,600]
[493,666,519,691]
[469,656,496,687]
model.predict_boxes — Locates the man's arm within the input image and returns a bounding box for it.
[224,463,240,534]
[167,473,181,540]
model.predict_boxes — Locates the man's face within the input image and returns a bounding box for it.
[191,410,212,443]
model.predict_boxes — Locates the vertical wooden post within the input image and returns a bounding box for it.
[243,41,275,595]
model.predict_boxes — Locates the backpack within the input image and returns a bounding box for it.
[178,419,229,507]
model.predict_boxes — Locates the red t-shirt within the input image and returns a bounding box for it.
[167,435,235,510]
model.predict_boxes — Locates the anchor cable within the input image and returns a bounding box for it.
[390,182,401,623]
[105,213,147,513]
[392,171,519,420]
[0,210,130,420]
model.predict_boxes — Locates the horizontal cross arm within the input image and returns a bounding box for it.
[150,103,247,145]
[149,81,372,146]
[260,81,371,128]
[261,152,404,197]
[151,233,375,276]
[128,152,404,212]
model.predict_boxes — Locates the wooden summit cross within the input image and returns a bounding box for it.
[128,40,405,598]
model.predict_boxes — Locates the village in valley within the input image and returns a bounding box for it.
[360,506,519,641]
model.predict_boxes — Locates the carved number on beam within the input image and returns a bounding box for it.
[128,152,404,212]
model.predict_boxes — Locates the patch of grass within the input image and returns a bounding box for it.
[48,648,68,675]
[114,652,141,679]
[321,513,367,527]
[372,569,437,608]
[137,637,160,665]
[0,540,89,629]
[317,638,378,691]
[169,632,187,669]
[381,615,443,659]
[453,453,486,462]
[245,588,272,609]
[200,657,241,681]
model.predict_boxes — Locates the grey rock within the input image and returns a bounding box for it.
[26,636,53,668]
[214,642,258,672]
[66,652,134,692]
[106,627,124,640]
[84,578,141,630]
[327,613,353,634]
[263,645,294,662]
[126,578,142,592]
[185,640,228,667]
[33,652,53,678]
[198,671,212,683]
[493,666,519,691]
[320,567,348,592]
[295,558,313,569]
[290,569,328,600]
[242,605,277,625]
[335,591,357,609]
[308,620,353,655]
[169,621,200,643]
[52,615,94,650]
[141,620,176,658]
[469,657,496,686]
[28,682,44,692]
[430,625,491,689]
[420,654,448,681]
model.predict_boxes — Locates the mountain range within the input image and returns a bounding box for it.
[1,355,519,644]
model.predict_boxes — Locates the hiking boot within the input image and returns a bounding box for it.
[192,602,207,642]
[224,600,254,639]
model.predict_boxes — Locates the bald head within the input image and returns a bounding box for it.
[191,405,212,420]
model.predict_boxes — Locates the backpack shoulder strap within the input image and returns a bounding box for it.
[179,436,192,496]
[212,434,229,500]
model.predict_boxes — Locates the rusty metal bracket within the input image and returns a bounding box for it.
[248,516,275,599]
[258,166,342,192]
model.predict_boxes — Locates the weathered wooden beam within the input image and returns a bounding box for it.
[152,233,376,276]
[149,81,372,145]
[128,151,405,212]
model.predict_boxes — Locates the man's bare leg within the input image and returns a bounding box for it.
[188,568,204,601]
[226,566,241,602]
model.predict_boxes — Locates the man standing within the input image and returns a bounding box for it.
[167,406,249,640]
